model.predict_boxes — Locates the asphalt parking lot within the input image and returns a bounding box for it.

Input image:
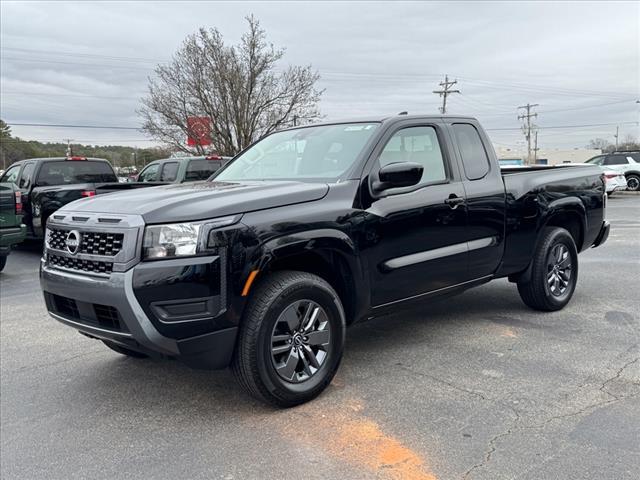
[1,196,638,480]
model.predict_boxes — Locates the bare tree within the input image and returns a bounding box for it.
[587,138,611,152]
[139,16,323,155]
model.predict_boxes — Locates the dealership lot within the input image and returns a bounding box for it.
[1,196,638,480]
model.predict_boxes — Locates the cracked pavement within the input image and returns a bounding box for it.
[1,196,639,480]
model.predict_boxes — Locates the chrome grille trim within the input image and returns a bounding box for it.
[44,212,145,275]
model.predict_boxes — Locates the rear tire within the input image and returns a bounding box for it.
[232,271,346,407]
[0,256,6,272]
[102,340,148,358]
[626,173,640,192]
[517,227,578,311]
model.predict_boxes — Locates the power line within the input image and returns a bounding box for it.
[1,91,143,100]
[3,45,637,99]
[433,75,460,114]
[7,122,141,130]
[485,121,638,131]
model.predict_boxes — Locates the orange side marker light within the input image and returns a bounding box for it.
[241,270,260,296]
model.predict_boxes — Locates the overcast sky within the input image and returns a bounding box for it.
[1,0,638,151]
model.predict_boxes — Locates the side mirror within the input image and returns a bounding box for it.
[373,162,423,192]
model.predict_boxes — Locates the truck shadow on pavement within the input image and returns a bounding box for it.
[73,280,535,416]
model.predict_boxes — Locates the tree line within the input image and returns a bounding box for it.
[587,135,640,153]
[0,120,170,171]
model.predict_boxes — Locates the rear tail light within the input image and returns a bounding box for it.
[81,190,96,198]
[604,173,619,179]
[15,191,22,215]
[67,156,87,161]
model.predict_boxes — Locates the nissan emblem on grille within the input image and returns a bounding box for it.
[65,230,81,255]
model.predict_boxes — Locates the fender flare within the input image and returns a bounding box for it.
[256,228,368,321]
[512,197,587,284]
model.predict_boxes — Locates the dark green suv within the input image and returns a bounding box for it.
[0,182,27,271]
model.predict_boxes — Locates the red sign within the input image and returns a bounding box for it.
[187,117,212,146]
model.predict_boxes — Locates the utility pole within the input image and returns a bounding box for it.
[533,131,539,164]
[433,75,460,114]
[63,138,74,157]
[614,126,619,151]
[517,104,539,165]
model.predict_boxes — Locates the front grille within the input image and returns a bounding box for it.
[53,294,80,319]
[48,253,113,275]
[48,229,68,251]
[48,228,124,256]
[94,304,127,331]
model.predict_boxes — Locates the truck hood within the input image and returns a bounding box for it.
[62,181,330,224]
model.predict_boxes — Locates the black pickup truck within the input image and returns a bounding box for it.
[40,115,609,407]
[0,157,118,240]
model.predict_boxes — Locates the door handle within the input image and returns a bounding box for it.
[444,194,465,209]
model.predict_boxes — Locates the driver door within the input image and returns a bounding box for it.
[361,122,469,307]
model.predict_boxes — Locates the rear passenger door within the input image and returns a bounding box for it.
[448,122,506,279]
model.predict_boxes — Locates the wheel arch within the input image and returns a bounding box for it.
[258,229,366,325]
[509,201,586,284]
[541,199,586,252]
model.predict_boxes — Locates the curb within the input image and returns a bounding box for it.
[612,190,640,196]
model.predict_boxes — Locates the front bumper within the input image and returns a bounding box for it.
[0,224,27,254]
[40,261,238,369]
[592,221,610,248]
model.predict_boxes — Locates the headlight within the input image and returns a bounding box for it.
[142,215,241,260]
[143,222,202,259]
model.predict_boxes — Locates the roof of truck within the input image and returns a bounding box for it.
[279,114,478,132]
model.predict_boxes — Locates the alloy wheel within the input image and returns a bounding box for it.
[270,300,331,383]
[547,243,572,296]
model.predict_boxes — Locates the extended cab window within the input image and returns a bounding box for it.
[160,162,179,182]
[453,123,491,180]
[138,163,159,182]
[0,164,21,184]
[185,159,221,181]
[378,126,447,184]
[36,161,117,186]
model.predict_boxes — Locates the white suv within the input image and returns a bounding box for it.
[585,152,640,191]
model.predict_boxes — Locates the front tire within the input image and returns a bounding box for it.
[626,173,640,192]
[517,227,578,311]
[0,255,6,272]
[232,271,346,407]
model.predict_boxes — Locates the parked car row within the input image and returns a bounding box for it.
[584,151,640,192]
[0,155,230,267]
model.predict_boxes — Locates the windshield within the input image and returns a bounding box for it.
[214,123,379,182]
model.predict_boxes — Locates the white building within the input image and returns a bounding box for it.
[493,146,601,165]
